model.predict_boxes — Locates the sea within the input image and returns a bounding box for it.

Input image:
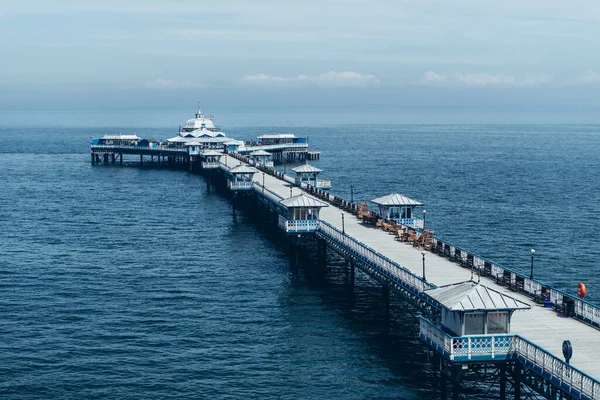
[1,109,599,399]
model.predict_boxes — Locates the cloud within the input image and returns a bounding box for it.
[143,78,196,89]
[243,71,380,87]
[419,71,447,84]
[417,71,554,86]
[580,70,600,83]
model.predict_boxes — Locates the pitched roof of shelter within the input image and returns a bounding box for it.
[279,193,329,208]
[258,133,297,139]
[371,193,423,206]
[249,149,272,156]
[425,281,531,312]
[101,134,141,140]
[200,150,223,157]
[229,164,257,174]
[292,164,323,173]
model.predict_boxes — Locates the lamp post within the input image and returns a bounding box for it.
[423,209,427,231]
[289,187,293,198]
[421,250,426,281]
[350,184,354,204]
[530,249,535,280]
[262,172,265,194]
[341,212,345,235]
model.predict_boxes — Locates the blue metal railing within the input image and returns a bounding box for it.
[420,317,600,400]
[316,220,439,308]
[432,236,600,328]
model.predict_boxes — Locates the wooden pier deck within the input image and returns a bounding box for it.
[221,155,600,382]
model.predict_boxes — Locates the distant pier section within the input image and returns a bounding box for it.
[90,106,319,168]
[91,106,600,400]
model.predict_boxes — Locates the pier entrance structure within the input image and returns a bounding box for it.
[278,193,328,234]
[292,163,332,190]
[371,193,424,229]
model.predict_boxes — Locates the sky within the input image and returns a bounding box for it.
[1,0,600,119]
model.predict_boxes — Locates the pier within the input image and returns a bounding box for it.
[91,111,600,400]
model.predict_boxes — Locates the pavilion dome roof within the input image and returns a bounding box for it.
[182,105,216,130]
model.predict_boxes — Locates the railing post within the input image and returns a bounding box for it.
[468,337,472,360]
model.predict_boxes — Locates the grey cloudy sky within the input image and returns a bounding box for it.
[1,0,600,112]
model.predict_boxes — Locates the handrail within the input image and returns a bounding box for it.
[432,236,600,328]
[91,144,187,153]
[420,317,600,399]
[317,220,437,304]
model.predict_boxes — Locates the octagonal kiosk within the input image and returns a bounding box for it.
[249,149,274,168]
[371,193,424,229]
[278,193,328,233]
[200,150,223,169]
[292,163,331,190]
[420,281,530,362]
[227,164,257,191]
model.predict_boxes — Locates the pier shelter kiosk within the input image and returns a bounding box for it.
[249,150,274,168]
[420,281,530,363]
[278,194,328,233]
[425,281,530,336]
[292,164,331,190]
[199,150,223,169]
[371,193,424,229]
[227,165,257,191]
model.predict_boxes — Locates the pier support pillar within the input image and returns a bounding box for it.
[206,176,211,192]
[103,153,108,164]
[119,153,123,165]
[111,153,115,164]
[382,285,390,316]
[91,153,95,165]
[140,154,143,166]
[500,365,506,400]
[513,363,521,400]
[349,258,355,287]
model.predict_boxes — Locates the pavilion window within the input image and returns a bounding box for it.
[487,311,508,334]
[464,312,485,335]
[389,207,400,219]
[401,207,412,219]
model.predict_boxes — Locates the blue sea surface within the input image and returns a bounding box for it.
[1,117,599,399]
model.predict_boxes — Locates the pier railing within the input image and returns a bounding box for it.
[317,220,437,304]
[278,216,319,233]
[91,144,187,154]
[420,317,600,399]
[252,182,286,208]
[240,143,309,152]
[431,237,600,329]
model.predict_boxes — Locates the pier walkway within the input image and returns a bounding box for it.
[220,155,600,397]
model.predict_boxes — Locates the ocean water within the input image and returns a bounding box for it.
[1,119,599,399]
